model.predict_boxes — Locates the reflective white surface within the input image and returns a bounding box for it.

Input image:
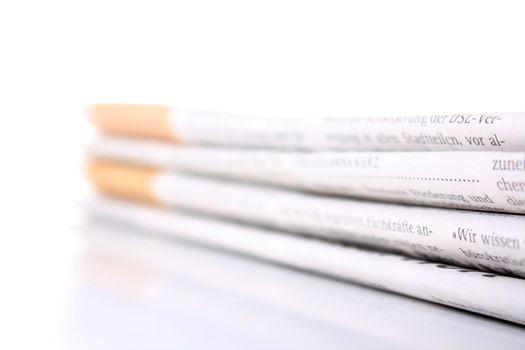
[62,220,525,349]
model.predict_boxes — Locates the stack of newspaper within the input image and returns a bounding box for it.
[85,104,525,325]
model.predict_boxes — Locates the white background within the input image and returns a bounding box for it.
[1,0,525,348]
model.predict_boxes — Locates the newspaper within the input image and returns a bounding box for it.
[88,160,525,277]
[88,105,525,151]
[90,136,525,214]
[84,196,525,325]
[172,111,525,151]
[79,222,525,349]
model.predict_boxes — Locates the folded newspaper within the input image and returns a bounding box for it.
[87,159,525,278]
[79,222,525,349]
[87,104,525,152]
[84,196,525,325]
[90,137,525,214]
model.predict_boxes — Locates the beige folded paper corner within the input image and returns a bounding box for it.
[87,104,179,141]
[87,159,161,204]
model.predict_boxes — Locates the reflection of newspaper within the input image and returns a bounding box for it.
[84,196,525,325]
[77,222,525,349]
[87,160,525,278]
[88,105,525,151]
[91,137,525,214]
